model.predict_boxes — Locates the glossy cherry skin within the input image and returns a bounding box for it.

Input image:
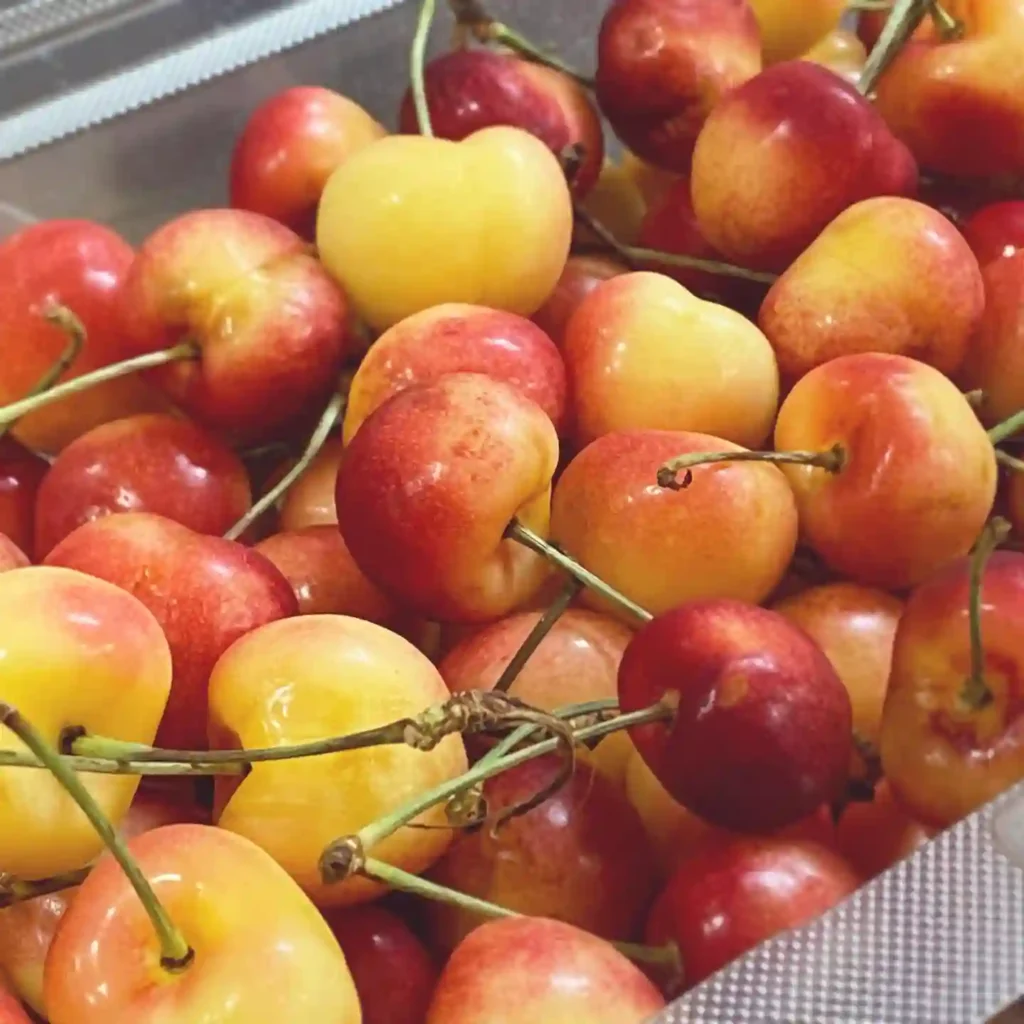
[595,0,762,174]
[424,754,658,954]
[619,599,853,833]
[324,904,438,1024]
[43,824,362,1024]
[530,255,629,349]
[45,512,298,750]
[34,413,252,558]
[0,438,47,558]
[399,48,605,197]
[426,916,666,1023]
[881,549,1024,828]
[645,835,860,988]
[254,525,398,621]
[230,85,387,239]
[439,607,632,710]
[960,200,1024,269]
[0,219,165,454]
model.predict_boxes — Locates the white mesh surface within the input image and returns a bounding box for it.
[657,783,1024,1024]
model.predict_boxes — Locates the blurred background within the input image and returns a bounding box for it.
[0,0,602,239]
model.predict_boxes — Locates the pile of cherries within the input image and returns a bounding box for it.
[0,0,1022,1021]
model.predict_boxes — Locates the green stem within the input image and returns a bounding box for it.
[506,519,652,625]
[448,0,593,88]
[574,204,777,285]
[319,701,673,883]
[478,723,537,766]
[0,341,197,429]
[362,857,680,972]
[73,690,535,765]
[493,578,582,693]
[223,390,344,541]
[411,0,438,136]
[0,304,86,440]
[929,1,965,39]
[997,450,1024,475]
[962,518,1012,709]
[616,939,683,973]
[859,0,931,96]
[658,444,846,491]
[0,749,242,776]
[489,23,593,88]
[0,692,602,778]
[989,409,1024,446]
[437,697,618,828]
[481,698,618,766]
[367,856,518,919]
[0,703,193,970]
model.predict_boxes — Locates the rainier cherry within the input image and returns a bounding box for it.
[618,598,852,833]
[317,128,573,332]
[426,917,665,1024]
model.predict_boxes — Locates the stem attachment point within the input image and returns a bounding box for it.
[0,703,194,971]
[658,444,846,491]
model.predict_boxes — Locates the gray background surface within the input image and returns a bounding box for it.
[0,0,607,239]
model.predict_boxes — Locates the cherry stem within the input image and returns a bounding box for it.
[0,304,86,441]
[478,697,620,833]
[361,856,680,972]
[0,703,194,971]
[223,390,345,541]
[0,748,239,776]
[997,450,1024,475]
[493,577,583,693]
[448,0,593,88]
[411,0,437,136]
[859,0,931,96]
[506,519,652,625]
[963,518,1012,710]
[70,690,559,772]
[318,700,674,884]
[929,0,965,39]
[658,444,847,491]
[989,408,1024,446]
[0,866,89,908]
[0,341,197,430]
[365,855,519,918]
[476,698,619,780]
[964,389,985,412]
[0,692,595,778]
[1,699,620,905]
[573,204,777,285]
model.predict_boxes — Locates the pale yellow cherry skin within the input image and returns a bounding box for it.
[317,126,573,332]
